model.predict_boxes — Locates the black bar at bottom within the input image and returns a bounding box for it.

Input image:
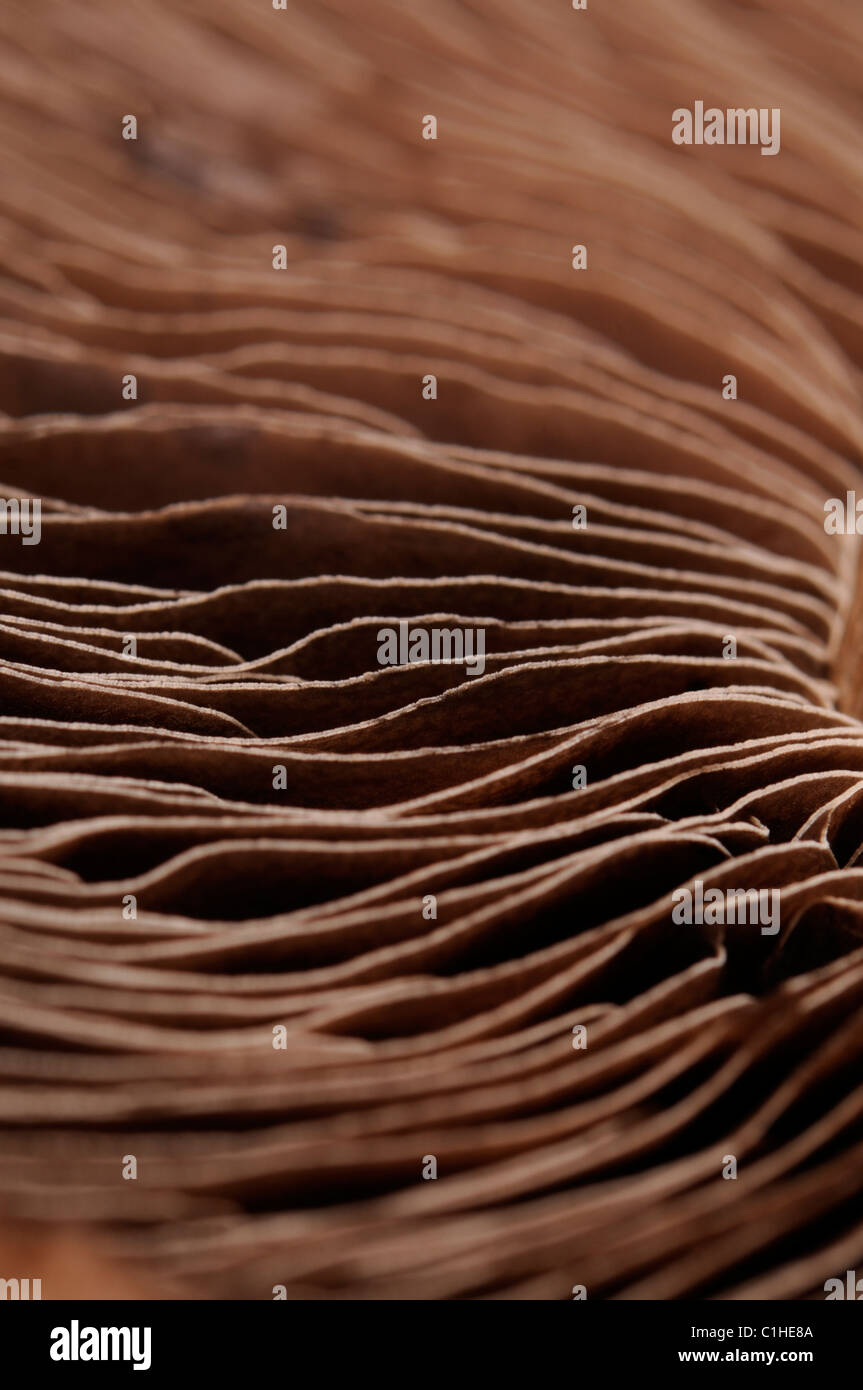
[1,1298,860,1377]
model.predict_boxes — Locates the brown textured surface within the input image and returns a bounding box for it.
[1,0,863,1299]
